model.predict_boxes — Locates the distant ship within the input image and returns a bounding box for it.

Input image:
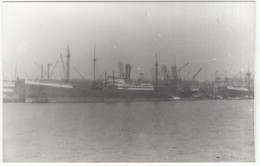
[3,80,15,102]
[3,79,25,102]
[212,67,254,99]
[223,86,250,99]
[19,47,172,103]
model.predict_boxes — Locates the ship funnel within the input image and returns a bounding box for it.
[125,64,132,84]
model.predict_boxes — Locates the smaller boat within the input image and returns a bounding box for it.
[227,97,241,100]
[169,96,181,100]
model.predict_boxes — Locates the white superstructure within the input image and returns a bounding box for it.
[105,77,154,91]
[25,80,73,88]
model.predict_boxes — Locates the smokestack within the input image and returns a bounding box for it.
[125,64,132,84]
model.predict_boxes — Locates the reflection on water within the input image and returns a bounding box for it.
[3,100,254,162]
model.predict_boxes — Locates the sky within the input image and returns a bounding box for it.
[2,1,255,81]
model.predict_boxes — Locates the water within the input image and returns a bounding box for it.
[3,100,254,162]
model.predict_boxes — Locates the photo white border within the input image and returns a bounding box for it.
[0,1,259,166]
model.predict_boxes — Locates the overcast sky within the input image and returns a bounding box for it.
[2,2,255,81]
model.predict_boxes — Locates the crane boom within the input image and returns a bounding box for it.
[50,60,59,78]
[34,62,41,69]
[233,71,241,79]
[162,65,170,82]
[60,53,67,79]
[43,63,52,79]
[34,62,46,73]
[73,67,86,79]
[177,62,189,73]
[191,68,202,81]
[183,72,190,80]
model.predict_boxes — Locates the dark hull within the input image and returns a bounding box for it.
[221,86,251,99]
[223,89,249,98]
[3,79,26,102]
[25,83,171,103]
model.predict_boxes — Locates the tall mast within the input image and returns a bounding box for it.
[14,59,18,80]
[246,61,251,90]
[41,64,43,80]
[93,45,97,82]
[66,45,70,82]
[173,56,177,80]
[239,71,242,87]
[174,56,176,68]
[105,71,107,86]
[113,70,115,87]
[155,52,158,91]
[47,63,51,80]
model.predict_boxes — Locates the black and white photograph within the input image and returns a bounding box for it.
[1,0,256,163]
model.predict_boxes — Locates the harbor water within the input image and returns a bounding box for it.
[3,100,254,162]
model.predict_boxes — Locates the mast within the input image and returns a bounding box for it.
[174,56,176,67]
[173,56,177,80]
[14,59,18,80]
[66,45,70,82]
[47,63,51,80]
[239,71,242,87]
[41,64,43,80]
[105,71,107,86]
[93,45,97,82]
[113,70,115,87]
[50,60,59,78]
[246,61,251,90]
[155,52,158,91]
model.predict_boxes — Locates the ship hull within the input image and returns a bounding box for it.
[222,86,249,99]
[24,82,170,103]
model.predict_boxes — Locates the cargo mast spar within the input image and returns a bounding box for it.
[66,45,70,82]
[93,45,97,82]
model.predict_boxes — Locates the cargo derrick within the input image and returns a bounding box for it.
[50,60,59,79]
[183,72,190,80]
[92,45,102,89]
[19,46,172,103]
[188,68,202,89]
[60,53,67,80]
[125,64,132,84]
[118,61,125,79]
[73,67,86,80]
[246,62,251,92]
[66,45,70,82]
[231,71,242,87]
[175,68,202,98]
[150,67,155,84]
[34,62,45,80]
[169,57,189,95]
[47,63,51,80]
